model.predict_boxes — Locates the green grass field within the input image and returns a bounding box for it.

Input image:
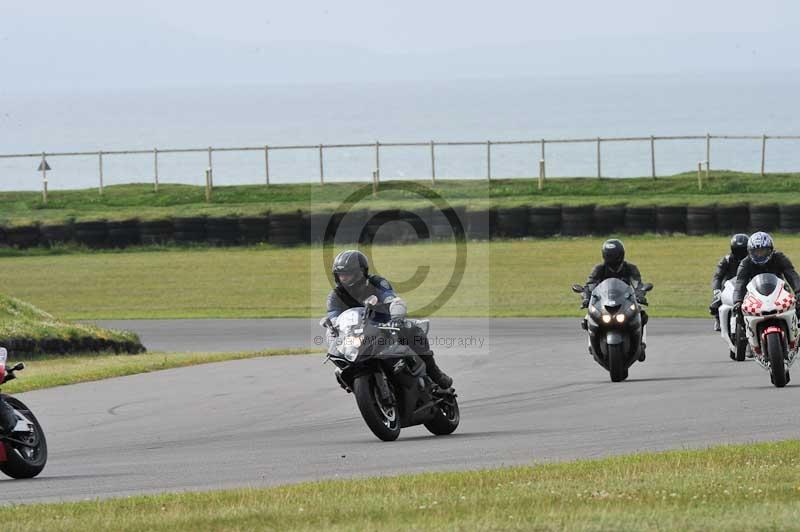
[1,171,799,225]
[0,348,312,393]
[2,440,799,531]
[0,235,796,319]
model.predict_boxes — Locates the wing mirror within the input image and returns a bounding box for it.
[319,317,338,337]
[641,283,654,292]
[363,295,379,307]
[571,284,585,294]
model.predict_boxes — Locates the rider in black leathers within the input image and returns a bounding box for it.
[326,249,453,389]
[732,232,800,316]
[581,239,649,360]
[709,234,749,331]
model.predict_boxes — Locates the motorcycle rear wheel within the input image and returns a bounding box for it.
[766,333,788,388]
[353,374,401,442]
[0,396,47,479]
[607,344,628,382]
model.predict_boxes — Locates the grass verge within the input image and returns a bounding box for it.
[1,171,800,225]
[0,294,143,355]
[0,348,313,394]
[1,235,799,319]
[2,440,800,531]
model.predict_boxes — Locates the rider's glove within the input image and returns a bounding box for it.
[388,318,406,330]
[580,297,590,309]
[713,289,721,298]
[733,301,743,315]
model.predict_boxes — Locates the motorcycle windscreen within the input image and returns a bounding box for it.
[592,278,634,311]
[751,273,781,297]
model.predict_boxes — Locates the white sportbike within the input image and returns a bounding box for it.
[739,273,799,387]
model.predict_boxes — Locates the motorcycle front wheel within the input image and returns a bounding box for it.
[607,344,628,382]
[734,319,747,362]
[353,374,401,441]
[0,396,47,479]
[766,333,788,388]
[424,395,460,436]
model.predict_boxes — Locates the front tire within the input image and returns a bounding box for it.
[607,344,628,382]
[0,396,47,479]
[424,396,460,436]
[734,319,747,362]
[766,333,788,388]
[353,374,401,441]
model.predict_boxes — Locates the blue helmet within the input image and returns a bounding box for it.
[748,232,774,265]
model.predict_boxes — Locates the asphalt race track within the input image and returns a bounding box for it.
[4,318,800,504]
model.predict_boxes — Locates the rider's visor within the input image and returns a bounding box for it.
[338,273,355,283]
[752,248,772,259]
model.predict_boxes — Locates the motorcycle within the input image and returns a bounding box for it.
[0,347,48,479]
[739,273,799,387]
[718,279,750,361]
[320,301,459,441]
[572,279,653,382]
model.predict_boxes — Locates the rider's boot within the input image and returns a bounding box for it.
[0,397,17,434]
[421,355,453,389]
[713,315,721,332]
[637,323,648,362]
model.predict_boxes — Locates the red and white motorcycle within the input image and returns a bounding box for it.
[739,273,799,387]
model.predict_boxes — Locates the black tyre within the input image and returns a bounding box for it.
[607,343,628,382]
[734,318,747,362]
[353,374,400,441]
[766,333,787,388]
[0,396,47,479]
[424,396,460,436]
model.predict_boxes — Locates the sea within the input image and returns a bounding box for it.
[1,72,799,191]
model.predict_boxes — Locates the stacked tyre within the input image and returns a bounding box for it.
[206,217,241,246]
[238,215,269,245]
[749,204,780,233]
[624,206,657,234]
[779,204,800,233]
[173,217,207,244]
[494,206,529,238]
[466,209,491,240]
[74,220,109,248]
[656,206,686,234]
[716,204,749,234]
[561,205,594,236]
[269,212,304,246]
[107,219,141,248]
[139,219,174,245]
[5,225,41,249]
[529,206,561,237]
[686,206,716,236]
[40,223,73,247]
[593,205,626,235]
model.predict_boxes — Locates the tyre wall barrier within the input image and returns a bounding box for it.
[686,206,717,236]
[206,216,241,246]
[107,219,141,248]
[716,204,749,234]
[5,225,42,249]
[495,206,529,238]
[749,204,780,233]
[528,206,561,237]
[173,216,208,244]
[4,203,800,251]
[593,205,626,235]
[269,211,305,246]
[74,220,109,248]
[40,223,74,246]
[0,336,145,357]
[779,204,800,233]
[139,219,174,245]
[624,206,657,235]
[655,206,687,234]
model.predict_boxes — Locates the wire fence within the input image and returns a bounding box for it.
[2,133,799,200]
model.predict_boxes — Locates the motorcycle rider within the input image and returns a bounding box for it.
[325,249,453,388]
[732,232,800,316]
[581,239,649,360]
[709,234,749,332]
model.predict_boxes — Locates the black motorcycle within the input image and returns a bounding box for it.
[321,302,459,441]
[572,279,653,382]
[0,349,48,479]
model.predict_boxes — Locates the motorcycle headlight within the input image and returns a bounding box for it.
[602,314,612,324]
[615,314,625,323]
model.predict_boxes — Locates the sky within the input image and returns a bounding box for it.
[1,0,799,90]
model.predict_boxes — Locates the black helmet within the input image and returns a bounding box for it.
[602,239,625,271]
[332,249,369,288]
[730,233,749,261]
[748,232,774,266]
